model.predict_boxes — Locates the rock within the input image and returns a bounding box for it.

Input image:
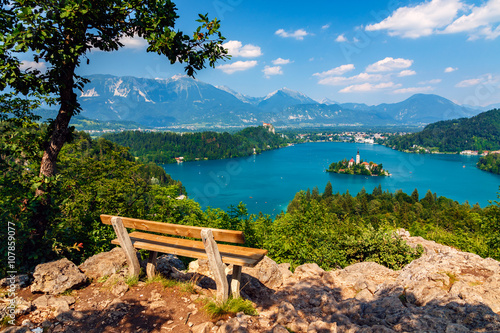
[110,280,129,297]
[30,258,87,295]
[1,327,30,333]
[157,254,186,272]
[79,247,127,280]
[395,250,500,311]
[293,263,324,280]
[217,317,248,333]
[272,325,291,333]
[276,301,309,332]
[307,320,337,333]
[278,263,293,281]
[0,275,30,288]
[242,256,284,289]
[445,323,470,333]
[191,322,214,333]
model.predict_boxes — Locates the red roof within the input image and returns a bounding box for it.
[349,158,355,162]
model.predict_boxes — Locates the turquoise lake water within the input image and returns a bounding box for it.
[162,142,500,217]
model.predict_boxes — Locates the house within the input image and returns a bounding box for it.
[348,158,355,167]
[175,157,184,163]
[361,161,371,170]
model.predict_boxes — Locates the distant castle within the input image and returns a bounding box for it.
[263,122,275,134]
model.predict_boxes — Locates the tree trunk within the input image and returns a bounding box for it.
[34,63,77,236]
[38,64,77,180]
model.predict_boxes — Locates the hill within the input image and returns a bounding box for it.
[384,109,500,153]
[103,125,288,164]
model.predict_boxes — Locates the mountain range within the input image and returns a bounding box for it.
[77,74,482,128]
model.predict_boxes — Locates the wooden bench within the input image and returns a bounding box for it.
[100,214,268,301]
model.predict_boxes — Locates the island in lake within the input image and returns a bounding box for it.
[327,150,389,176]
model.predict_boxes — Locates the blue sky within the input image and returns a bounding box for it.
[71,0,500,106]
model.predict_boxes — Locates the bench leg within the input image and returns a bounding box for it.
[146,251,158,280]
[201,229,228,302]
[231,265,242,299]
[111,217,141,278]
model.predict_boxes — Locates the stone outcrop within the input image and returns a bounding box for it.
[30,258,87,295]
[185,230,500,332]
[7,229,500,332]
[78,247,127,280]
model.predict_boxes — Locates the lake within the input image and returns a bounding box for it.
[162,142,500,217]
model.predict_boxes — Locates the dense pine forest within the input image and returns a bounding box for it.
[103,126,290,164]
[384,109,500,153]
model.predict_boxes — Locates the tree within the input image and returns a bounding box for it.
[323,181,333,199]
[411,188,419,203]
[1,0,228,233]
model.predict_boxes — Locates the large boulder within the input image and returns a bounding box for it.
[31,258,87,294]
[79,247,127,280]
[156,254,186,275]
[242,256,284,289]
[394,250,500,312]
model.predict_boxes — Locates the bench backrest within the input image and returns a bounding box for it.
[100,214,245,244]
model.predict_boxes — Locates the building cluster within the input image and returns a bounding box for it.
[347,151,378,171]
[460,150,500,156]
[297,131,386,143]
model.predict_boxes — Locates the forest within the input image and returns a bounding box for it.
[477,153,500,174]
[384,109,500,153]
[2,122,500,277]
[103,126,289,164]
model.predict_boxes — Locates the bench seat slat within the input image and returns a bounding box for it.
[101,214,245,244]
[111,232,267,267]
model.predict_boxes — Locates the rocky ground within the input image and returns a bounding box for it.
[1,229,500,333]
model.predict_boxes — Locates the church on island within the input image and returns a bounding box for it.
[327,151,389,176]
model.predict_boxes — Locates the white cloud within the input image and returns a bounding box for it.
[444,66,458,73]
[319,72,386,86]
[20,60,47,72]
[393,86,434,94]
[275,28,310,40]
[263,66,283,78]
[444,0,500,39]
[419,79,442,84]
[313,64,355,77]
[366,57,413,72]
[272,58,292,65]
[322,24,330,30]
[339,82,400,93]
[455,73,498,87]
[456,78,483,87]
[217,60,258,74]
[335,34,348,42]
[120,35,148,49]
[398,69,417,77]
[365,0,463,38]
[223,40,262,58]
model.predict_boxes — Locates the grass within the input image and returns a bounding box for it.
[203,297,258,319]
[125,275,139,287]
[145,275,179,289]
[60,289,75,296]
[439,271,460,291]
[0,315,14,329]
[97,275,110,283]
